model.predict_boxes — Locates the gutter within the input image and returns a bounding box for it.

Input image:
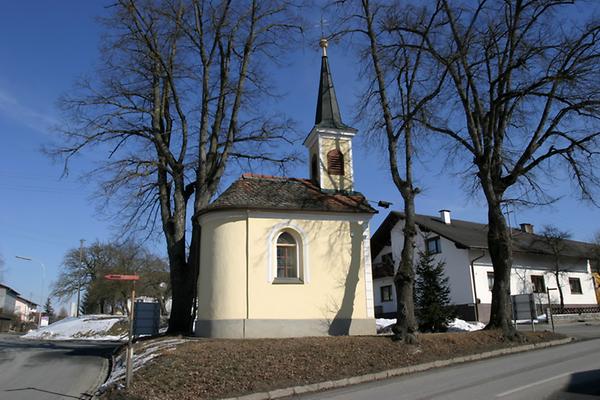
[470,251,486,322]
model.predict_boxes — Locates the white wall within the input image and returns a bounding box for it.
[372,219,475,311]
[472,252,597,306]
[373,277,396,314]
[373,220,598,315]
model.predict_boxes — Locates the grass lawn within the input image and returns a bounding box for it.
[104,330,564,400]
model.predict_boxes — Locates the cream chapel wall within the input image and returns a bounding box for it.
[196,210,375,338]
[319,136,353,192]
[196,212,248,321]
[247,212,370,320]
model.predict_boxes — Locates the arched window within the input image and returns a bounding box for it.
[276,232,298,278]
[327,149,344,175]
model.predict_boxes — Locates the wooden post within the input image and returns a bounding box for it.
[126,280,136,388]
[103,274,140,389]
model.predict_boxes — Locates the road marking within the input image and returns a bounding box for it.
[495,372,573,397]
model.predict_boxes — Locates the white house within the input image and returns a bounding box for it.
[0,283,20,331]
[14,296,38,323]
[371,211,598,322]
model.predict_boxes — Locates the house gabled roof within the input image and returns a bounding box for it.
[0,283,20,297]
[199,174,377,216]
[371,211,595,260]
[15,295,38,307]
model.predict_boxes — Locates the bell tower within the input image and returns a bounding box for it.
[304,39,357,193]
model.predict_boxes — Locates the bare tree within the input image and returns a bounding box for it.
[384,0,600,338]
[52,240,169,315]
[50,0,302,333]
[537,225,572,309]
[334,0,446,342]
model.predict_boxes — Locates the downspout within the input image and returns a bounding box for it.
[245,210,250,338]
[470,250,486,322]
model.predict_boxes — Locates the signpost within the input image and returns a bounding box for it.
[105,274,140,388]
[512,293,536,331]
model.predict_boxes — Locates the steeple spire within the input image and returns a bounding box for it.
[314,39,353,130]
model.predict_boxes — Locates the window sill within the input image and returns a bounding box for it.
[272,277,304,285]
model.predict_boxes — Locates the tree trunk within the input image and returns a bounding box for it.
[485,200,518,338]
[392,189,418,343]
[185,221,202,333]
[166,239,195,334]
[555,272,565,310]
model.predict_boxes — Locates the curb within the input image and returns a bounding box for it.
[93,342,128,399]
[90,357,110,400]
[221,337,574,400]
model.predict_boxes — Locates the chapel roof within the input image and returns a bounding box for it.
[371,211,596,260]
[199,174,377,216]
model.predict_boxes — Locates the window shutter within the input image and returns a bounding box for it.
[327,149,344,175]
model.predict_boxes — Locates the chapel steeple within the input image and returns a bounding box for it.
[304,39,357,193]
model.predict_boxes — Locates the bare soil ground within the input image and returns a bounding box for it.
[105,330,564,400]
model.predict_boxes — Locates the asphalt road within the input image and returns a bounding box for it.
[0,334,120,400]
[299,323,600,400]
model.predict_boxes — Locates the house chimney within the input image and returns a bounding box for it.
[439,209,451,224]
[520,223,534,234]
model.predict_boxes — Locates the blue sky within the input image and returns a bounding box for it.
[1,1,600,310]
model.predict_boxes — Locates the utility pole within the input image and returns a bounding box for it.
[77,239,85,317]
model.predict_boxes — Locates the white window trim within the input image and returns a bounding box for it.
[267,223,310,283]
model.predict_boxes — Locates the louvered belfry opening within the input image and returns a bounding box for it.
[327,149,344,175]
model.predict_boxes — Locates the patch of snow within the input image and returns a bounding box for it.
[101,338,187,391]
[514,314,549,324]
[376,317,484,333]
[446,318,485,332]
[376,318,396,334]
[21,314,127,341]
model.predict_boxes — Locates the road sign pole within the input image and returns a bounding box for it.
[126,280,136,388]
[104,274,140,389]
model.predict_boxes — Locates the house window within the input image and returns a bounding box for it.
[569,278,582,294]
[381,285,393,302]
[327,149,344,175]
[487,272,494,291]
[276,232,298,279]
[531,275,545,293]
[426,237,441,254]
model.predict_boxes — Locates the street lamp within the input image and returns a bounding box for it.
[15,255,46,327]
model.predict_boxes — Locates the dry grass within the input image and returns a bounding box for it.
[105,330,564,400]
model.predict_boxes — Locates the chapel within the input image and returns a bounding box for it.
[194,39,377,338]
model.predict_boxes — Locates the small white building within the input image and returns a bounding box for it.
[14,296,38,322]
[0,283,20,331]
[371,211,598,322]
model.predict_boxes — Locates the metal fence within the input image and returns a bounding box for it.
[550,305,600,314]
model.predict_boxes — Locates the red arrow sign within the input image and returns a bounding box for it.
[104,274,140,281]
